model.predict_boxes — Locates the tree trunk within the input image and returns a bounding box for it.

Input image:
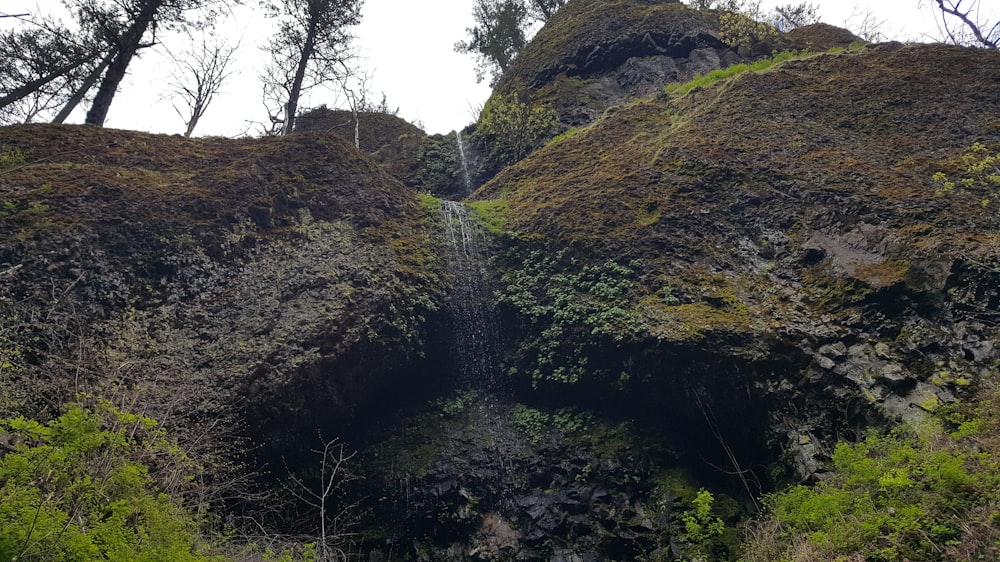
[282,21,318,135]
[53,49,115,124]
[0,59,87,109]
[85,0,163,126]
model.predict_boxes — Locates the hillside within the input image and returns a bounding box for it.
[0,125,443,460]
[1,1,1000,560]
[481,39,1000,463]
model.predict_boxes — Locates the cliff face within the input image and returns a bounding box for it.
[491,0,858,129]
[480,42,1000,477]
[0,125,442,456]
[2,4,1000,559]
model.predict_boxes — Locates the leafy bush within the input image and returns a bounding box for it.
[682,489,726,543]
[498,247,642,386]
[0,400,220,561]
[743,420,1000,561]
[473,92,557,173]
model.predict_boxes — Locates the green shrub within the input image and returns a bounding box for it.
[744,423,1000,561]
[0,401,220,561]
[934,142,1000,212]
[473,92,557,172]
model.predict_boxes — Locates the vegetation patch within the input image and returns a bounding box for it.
[466,199,509,236]
[744,414,1000,561]
[664,49,813,96]
[0,400,221,561]
[497,246,642,386]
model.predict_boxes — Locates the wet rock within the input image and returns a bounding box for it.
[878,364,915,393]
[819,342,848,358]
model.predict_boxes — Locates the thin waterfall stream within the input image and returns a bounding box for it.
[438,199,521,511]
[455,131,473,194]
[440,200,503,391]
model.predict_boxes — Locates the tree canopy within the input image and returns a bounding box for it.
[455,0,565,86]
[261,0,364,135]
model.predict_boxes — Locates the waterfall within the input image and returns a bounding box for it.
[439,200,502,392]
[455,131,473,194]
[437,199,519,516]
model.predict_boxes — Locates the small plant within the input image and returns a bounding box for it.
[682,489,726,543]
[431,390,480,416]
[934,142,1000,211]
[0,147,26,172]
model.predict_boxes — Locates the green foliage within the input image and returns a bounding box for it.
[0,147,26,171]
[744,423,1000,561]
[414,135,465,198]
[418,192,441,214]
[664,50,806,96]
[431,390,480,417]
[934,142,1000,211]
[682,489,726,543]
[498,247,641,386]
[720,10,779,52]
[511,404,595,443]
[466,199,509,236]
[455,0,530,85]
[474,92,557,172]
[0,401,220,561]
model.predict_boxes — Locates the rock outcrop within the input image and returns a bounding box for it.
[0,124,443,460]
[478,42,1000,483]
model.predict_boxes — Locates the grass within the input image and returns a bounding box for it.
[466,199,509,236]
[665,50,810,96]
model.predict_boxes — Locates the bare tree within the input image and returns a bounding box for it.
[261,0,363,135]
[845,6,887,43]
[167,34,239,136]
[928,0,999,49]
[770,2,820,31]
[66,0,238,127]
[284,434,360,561]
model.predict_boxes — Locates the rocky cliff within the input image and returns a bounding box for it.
[1,1,999,560]
[0,125,442,461]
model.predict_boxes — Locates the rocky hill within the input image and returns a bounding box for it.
[0,125,442,460]
[1,0,999,560]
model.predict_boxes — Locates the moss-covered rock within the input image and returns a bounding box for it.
[0,123,443,462]
[478,43,1000,480]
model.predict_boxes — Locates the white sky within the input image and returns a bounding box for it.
[3,0,995,137]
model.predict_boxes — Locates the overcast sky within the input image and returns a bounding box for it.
[3,0,994,137]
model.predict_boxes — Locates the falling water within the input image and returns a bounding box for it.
[455,131,473,194]
[439,200,502,391]
[437,200,520,515]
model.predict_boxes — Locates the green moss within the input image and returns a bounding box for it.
[466,199,509,236]
[664,50,810,96]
